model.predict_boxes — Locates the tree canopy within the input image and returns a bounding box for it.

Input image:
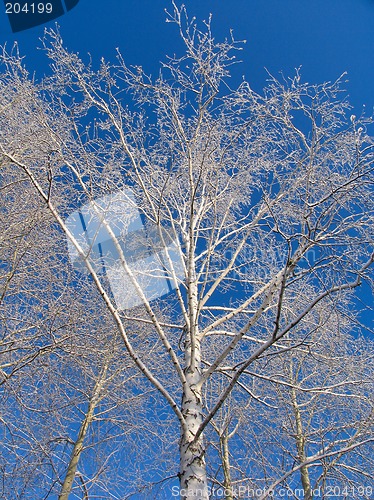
[1,5,373,499]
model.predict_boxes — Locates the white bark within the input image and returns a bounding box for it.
[290,376,312,500]
[179,369,208,499]
[179,258,209,499]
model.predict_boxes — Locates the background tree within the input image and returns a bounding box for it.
[203,313,373,500]
[0,164,172,498]
[1,4,373,499]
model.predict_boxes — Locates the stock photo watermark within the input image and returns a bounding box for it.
[3,0,79,32]
[65,189,184,310]
[171,485,373,498]
[65,189,321,310]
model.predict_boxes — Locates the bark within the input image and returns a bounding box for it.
[179,335,209,500]
[290,384,313,500]
[220,430,234,500]
[58,363,108,500]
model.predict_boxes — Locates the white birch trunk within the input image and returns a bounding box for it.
[179,336,209,500]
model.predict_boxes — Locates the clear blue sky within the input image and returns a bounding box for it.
[0,0,373,112]
[1,0,373,321]
[1,3,372,496]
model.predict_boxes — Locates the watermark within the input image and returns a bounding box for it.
[210,244,318,296]
[171,485,373,498]
[65,189,184,310]
[171,485,274,498]
[275,485,373,498]
[3,0,80,32]
[212,246,318,272]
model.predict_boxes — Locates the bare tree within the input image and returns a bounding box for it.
[0,166,165,499]
[204,313,374,500]
[1,4,373,498]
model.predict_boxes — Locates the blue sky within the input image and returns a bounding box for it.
[1,0,374,113]
[1,3,373,497]
[1,0,373,324]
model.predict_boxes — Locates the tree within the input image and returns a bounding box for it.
[1,4,373,498]
[203,314,373,500]
[0,160,167,498]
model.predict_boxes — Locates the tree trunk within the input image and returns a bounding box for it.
[59,363,108,500]
[179,336,209,500]
[58,402,95,500]
[290,384,313,500]
[221,430,233,500]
